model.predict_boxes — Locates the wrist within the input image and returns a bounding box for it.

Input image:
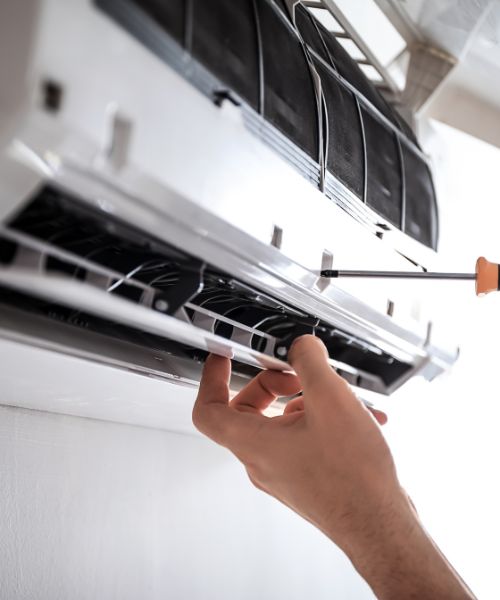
[337,486,418,570]
[345,490,420,571]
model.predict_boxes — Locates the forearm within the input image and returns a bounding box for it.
[339,494,476,600]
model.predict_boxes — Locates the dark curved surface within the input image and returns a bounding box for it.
[96,0,438,250]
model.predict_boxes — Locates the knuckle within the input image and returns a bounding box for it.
[192,403,217,437]
[246,471,264,492]
[191,406,206,432]
[246,462,264,484]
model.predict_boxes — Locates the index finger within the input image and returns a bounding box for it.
[192,354,241,444]
[193,354,274,453]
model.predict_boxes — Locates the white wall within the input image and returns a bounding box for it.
[0,404,373,600]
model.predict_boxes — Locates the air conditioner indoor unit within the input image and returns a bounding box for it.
[0,0,458,412]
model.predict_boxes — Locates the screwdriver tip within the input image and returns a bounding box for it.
[320,270,339,278]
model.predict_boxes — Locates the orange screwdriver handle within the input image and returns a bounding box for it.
[476,257,500,296]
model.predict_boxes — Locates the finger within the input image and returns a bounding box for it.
[231,370,301,413]
[287,335,348,400]
[192,354,237,442]
[368,407,388,426]
[196,354,231,407]
[283,396,305,415]
[193,356,274,454]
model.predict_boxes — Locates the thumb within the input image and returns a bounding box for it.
[287,335,351,403]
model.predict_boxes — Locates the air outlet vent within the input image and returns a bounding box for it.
[0,185,412,392]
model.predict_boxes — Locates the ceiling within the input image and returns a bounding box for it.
[376,0,500,146]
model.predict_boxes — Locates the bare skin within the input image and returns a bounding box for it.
[192,335,476,600]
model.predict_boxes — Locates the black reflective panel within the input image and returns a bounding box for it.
[130,0,186,46]
[403,146,437,249]
[313,21,399,127]
[257,0,319,159]
[315,59,364,197]
[362,109,402,227]
[296,5,331,64]
[273,0,289,15]
[192,0,260,110]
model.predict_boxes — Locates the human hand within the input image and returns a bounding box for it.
[192,335,405,555]
[193,335,476,599]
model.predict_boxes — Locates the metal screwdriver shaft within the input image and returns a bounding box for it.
[321,270,476,280]
[321,257,500,297]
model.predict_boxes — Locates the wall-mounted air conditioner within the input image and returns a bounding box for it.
[0,0,457,411]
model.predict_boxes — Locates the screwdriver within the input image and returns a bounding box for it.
[321,257,499,296]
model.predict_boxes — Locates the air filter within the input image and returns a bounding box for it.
[191,0,261,111]
[96,0,439,249]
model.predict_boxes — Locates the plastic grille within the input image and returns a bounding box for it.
[362,108,402,227]
[315,58,364,198]
[256,0,319,160]
[403,146,438,249]
[314,23,398,127]
[191,0,260,110]
[129,0,186,46]
[296,5,331,65]
[273,0,289,15]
